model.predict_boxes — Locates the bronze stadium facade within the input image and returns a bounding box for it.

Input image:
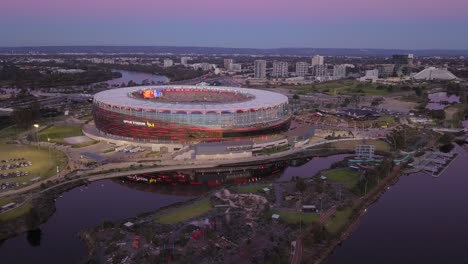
[92,85,291,142]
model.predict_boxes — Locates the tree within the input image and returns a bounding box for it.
[292,94,300,100]
[27,228,42,247]
[296,178,306,192]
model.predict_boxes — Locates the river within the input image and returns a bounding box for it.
[104,70,168,86]
[1,148,466,264]
[0,154,349,263]
[327,146,468,264]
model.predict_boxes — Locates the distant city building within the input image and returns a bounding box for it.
[359,69,379,82]
[413,67,457,81]
[272,61,288,78]
[181,57,190,66]
[377,64,395,78]
[333,65,347,79]
[311,55,324,67]
[314,64,327,77]
[230,63,242,72]
[393,54,414,76]
[295,62,309,77]
[163,59,174,68]
[254,60,267,79]
[192,63,212,71]
[224,58,234,70]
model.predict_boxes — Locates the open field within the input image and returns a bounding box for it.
[236,184,272,194]
[292,80,394,96]
[271,209,320,224]
[324,207,354,234]
[0,144,68,184]
[155,200,212,224]
[317,139,390,152]
[0,198,13,207]
[0,203,32,221]
[324,168,361,189]
[38,125,83,144]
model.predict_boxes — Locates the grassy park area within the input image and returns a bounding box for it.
[324,168,361,189]
[236,184,272,194]
[293,80,395,96]
[37,125,83,144]
[318,139,390,152]
[0,203,32,221]
[0,144,68,184]
[271,209,320,224]
[324,207,354,234]
[155,200,213,224]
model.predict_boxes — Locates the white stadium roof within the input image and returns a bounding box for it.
[93,85,288,112]
[413,67,457,81]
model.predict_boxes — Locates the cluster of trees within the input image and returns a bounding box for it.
[0,64,119,88]
[353,158,393,196]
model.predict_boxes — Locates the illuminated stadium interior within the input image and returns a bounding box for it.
[92,85,291,142]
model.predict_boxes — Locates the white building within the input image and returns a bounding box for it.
[359,69,379,82]
[192,63,212,71]
[314,64,327,77]
[254,60,267,79]
[333,65,347,79]
[163,59,174,68]
[295,62,309,77]
[413,67,457,81]
[181,57,190,66]
[272,61,288,78]
[224,58,234,70]
[311,55,324,67]
[230,63,242,72]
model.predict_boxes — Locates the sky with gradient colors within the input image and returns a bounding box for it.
[1,0,468,49]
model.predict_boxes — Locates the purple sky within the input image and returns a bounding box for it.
[1,0,468,49]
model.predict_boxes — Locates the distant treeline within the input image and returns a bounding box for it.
[0,64,120,88]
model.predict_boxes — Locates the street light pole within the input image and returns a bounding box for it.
[33,124,39,148]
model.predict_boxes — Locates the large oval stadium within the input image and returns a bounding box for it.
[92,85,291,142]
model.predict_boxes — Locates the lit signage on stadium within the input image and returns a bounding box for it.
[123,120,156,128]
[142,89,163,99]
[123,120,146,126]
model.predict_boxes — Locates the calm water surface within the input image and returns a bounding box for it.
[327,146,468,264]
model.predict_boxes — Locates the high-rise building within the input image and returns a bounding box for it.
[295,62,309,77]
[377,64,395,78]
[254,60,267,79]
[333,65,347,79]
[272,61,288,78]
[164,59,174,68]
[311,55,324,67]
[181,57,190,66]
[224,58,234,70]
[392,54,414,76]
[314,64,327,77]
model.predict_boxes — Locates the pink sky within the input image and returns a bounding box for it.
[3,0,468,19]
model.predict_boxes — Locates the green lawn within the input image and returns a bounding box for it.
[270,209,320,224]
[0,199,14,207]
[324,168,361,189]
[38,125,83,143]
[155,200,212,224]
[324,207,354,234]
[0,126,26,142]
[0,203,32,221]
[317,139,390,152]
[294,80,394,96]
[0,144,68,184]
[236,184,272,194]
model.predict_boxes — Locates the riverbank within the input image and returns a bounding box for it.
[0,179,87,241]
[314,164,405,264]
